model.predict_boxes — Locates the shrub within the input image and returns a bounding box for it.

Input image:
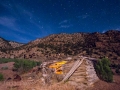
[0,73,4,81]
[95,58,113,82]
[0,58,41,73]
[14,59,40,73]
[0,58,16,63]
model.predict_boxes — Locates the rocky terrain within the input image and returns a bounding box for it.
[0,30,120,63]
[0,37,23,50]
[0,30,120,90]
[0,37,12,50]
[8,41,24,48]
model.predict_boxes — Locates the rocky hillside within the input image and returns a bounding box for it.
[0,37,24,51]
[9,41,24,48]
[0,30,120,62]
[0,37,12,50]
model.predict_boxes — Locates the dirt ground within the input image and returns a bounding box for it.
[0,62,120,90]
[1,74,120,90]
[87,75,120,90]
[0,62,16,90]
[0,62,16,79]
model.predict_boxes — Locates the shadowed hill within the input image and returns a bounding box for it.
[0,37,24,51]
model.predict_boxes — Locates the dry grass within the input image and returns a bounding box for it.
[21,83,76,90]
[41,83,76,90]
[0,80,76,90]
[87,75,120,90]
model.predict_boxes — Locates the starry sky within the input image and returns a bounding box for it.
[0,0,120,43]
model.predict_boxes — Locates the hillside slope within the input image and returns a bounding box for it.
[0,37,12,50]
[9,41,24,48]
[0,30,120,62]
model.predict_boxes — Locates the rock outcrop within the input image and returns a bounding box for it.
[9,41,24,48]
[0,37,24,50]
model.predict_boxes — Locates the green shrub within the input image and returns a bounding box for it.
[0,73,4,81]
[95,58,113,82]
[14,59,40,73]
[0,58,16,63]
[0,58,41,73]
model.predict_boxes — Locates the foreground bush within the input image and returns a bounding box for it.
[95,58,113,82]
[0,73,4,81]
[0,58,16,64]
[14,59,40,73]
[0,58,41,73]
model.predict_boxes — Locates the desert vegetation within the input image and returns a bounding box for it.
[0,73,4,81]
[0,30,120,61]
[95,58,113,82]
[21,83,76,90]
[0,58,41,73]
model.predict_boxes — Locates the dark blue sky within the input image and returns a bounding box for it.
[0,0,120,43]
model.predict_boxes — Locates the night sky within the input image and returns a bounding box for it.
[0,0,120,43]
